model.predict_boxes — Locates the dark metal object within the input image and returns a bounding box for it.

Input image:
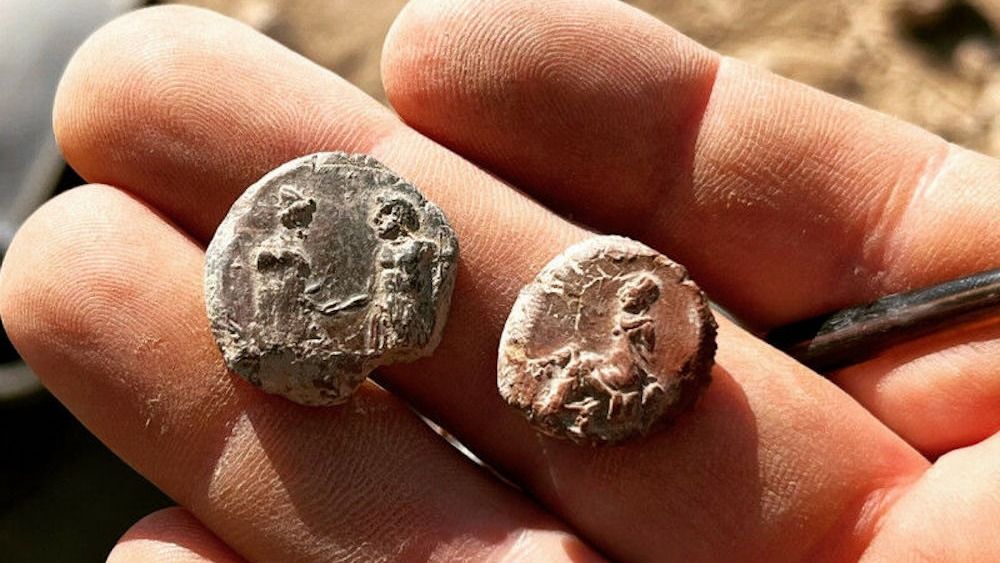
[767,267,1000,372]
[204,152,458,406]
[498,236,716,445]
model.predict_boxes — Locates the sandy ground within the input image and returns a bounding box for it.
[176,0,1000,157]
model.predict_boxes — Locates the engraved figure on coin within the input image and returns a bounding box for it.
[527,272,663,433]
[527,345,577,417]
[581,272,662,417]
[496,236,715,443]
[205,152,460,406]
[365,193,437,352]
[253,184,313,341]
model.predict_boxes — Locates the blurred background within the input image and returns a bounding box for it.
[1,0,998,560]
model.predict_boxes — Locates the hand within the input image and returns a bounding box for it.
[4,1,1000,561]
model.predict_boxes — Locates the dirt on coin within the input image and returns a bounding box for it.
[498,236,717,445]
[204,152,458,406]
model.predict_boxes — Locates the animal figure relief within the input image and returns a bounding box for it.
[528,272,666,436]
[497,235,716,444]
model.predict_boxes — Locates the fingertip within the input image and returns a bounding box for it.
[0,183,207,437]
[54,3,398,242]
[0,185,124,355]
[55,5,226,182]
[381,0,477,142]
[382,0,720,227]
[53,5,253,243]
[108,507,245,563]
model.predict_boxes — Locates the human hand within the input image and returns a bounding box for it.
[4,1,1000,561]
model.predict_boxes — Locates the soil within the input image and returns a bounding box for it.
[175,0,1000,156]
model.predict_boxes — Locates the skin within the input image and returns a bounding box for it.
[3,0,1000,560]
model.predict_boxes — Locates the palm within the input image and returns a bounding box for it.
[4,1,1000,561]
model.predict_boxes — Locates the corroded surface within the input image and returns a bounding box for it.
[498,236,716,445]
[205,152,458,405]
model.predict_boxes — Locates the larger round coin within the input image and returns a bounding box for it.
[498,236,716,444]
[205,152,458,406]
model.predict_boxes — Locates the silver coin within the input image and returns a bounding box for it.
[498,236,716,444]
[204,152,458,406]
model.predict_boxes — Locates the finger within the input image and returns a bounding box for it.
[381,0,1000,453]
[54,7,398,245]
[830,315,1000,454]
[51,6,928,560]
[382,0,1000,328]
[860,433,1000,560]
[108,507,245,563]
[0,185,599,562]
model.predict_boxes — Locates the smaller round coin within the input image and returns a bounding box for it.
[204,152,458,406]
[498,236,716,445]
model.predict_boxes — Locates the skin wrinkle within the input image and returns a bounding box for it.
[638,49,720,270]
[804,477,911,562]
[859,141,952,297]
[876,147,998,285]
[858,435,1000,559]
[691,60,925,323]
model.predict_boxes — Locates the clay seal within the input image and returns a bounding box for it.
[204,152,458,405]
[498,236,715,444]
